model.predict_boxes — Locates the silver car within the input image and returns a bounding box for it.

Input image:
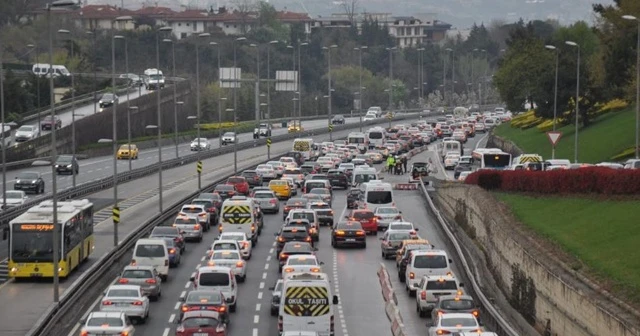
[0,190,28,209]
[373,206,403,230]
[80,311,135,336]
[176,204,208,241]
[99,284,150,323]
[117,265,162,301]
[252,190,280,214]
[256,164,277,180]
[221,132,236,145]
[14,125,39,142]
[190,137,210,151]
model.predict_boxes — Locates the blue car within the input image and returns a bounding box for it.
[163,238,181,267]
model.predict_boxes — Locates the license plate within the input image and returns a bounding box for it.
[346,239,356,242]
[193,333,209,336]
[116,302,130,307]
[30,273,42,277]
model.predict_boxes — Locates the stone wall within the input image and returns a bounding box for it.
[434,183,640,336]
[487,133,524,156]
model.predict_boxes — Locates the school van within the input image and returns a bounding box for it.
[32,63,70,78]
[404,250,453,295]
[360,180,393,211]
[219,196,259,245]
[131,238,170,281]
[279,272,339,336]
[191,266,238,311]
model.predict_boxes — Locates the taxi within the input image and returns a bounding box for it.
[269,179,292,199]
[116,144,139,160]
[395,239,432,265]
[288,122,303,133]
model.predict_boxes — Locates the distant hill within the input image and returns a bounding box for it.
[86,0,614,28]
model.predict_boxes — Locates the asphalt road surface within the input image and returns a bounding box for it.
[0,117,421,336]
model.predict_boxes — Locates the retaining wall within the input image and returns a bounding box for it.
[433,183,640,336]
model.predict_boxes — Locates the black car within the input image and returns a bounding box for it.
[14,171,45,194]
[213,184,236,200]
[274,226,313,255]
[326,169,349,189]
[241,170,263,187]
[54,155,79,175]
[346,189,361,209]
[277,241,316,271]
[282,198,309,220]
[309,202,334,226]
[331,221,366,248]
[99,93,118,108]
[331,114,345,125]
[198,192,223,212]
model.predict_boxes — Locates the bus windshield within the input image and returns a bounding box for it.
[10,229,58,262]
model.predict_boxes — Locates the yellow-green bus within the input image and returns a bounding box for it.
[8,199,94,279]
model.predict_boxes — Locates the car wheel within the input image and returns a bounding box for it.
[230,303,237,312]
[270,308,277,316]
[150,295,159,302]
[40,184,45,194]
[239,275,246,283]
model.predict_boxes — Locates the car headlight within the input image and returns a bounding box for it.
[16,180,21,183]
[67,164,72,168]
[55,165,59,168]
[31,180,37,184]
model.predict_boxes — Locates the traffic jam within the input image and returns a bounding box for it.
[77,120,497,336]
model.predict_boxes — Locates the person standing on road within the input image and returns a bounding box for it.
[386,156,395,174]
[401,155,408,174]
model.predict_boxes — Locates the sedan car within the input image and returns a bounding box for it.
[80,312,135,336]
[54,154,79,175]
[308,188,332,206]
[431,294,480,321]
[252,190,280,214]
[256,164,277,181]
[176,205,207,239]
[282,254,323,276]
[178,290,228,323]
[176,310,227,336]
[0,190,28,209]
[40,115,62,130]
[116,144,139,160]
[116,265,162,301]
[218,232,252,259]
[331,114,345,124]
[190,137,210,151]
[241,170,263,187]
[380,230,414,259]
[99,284,150,323]
[428,313,483,335]
[308,201,333,226]
[14,125,39,142]
[99,93,119,109]
[150,226,185,253]
[221,132,236,145]
[213,184,236,200]
[373,206,403,230]
[14,171,45,194]
[162,237,181,267]
[207,249,247,282]
[331,221,366,248]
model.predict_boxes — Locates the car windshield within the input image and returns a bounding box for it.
[17,172,38,180]
[18,126,34,132]
[56,156,72,163]
[199,273,230,286]
[186,291,222,304]
[441,317,477,327]
[212,251,240,260]
[388,232,411,241]
[426,280,458,290]
[414,255,448,268]
[183,317,219,328]
[377,208,399,214]
[223,132,235,137]
[106,289,139,297]
[119,144,134,150]
[122,270,153,279]
[102,94,114,100]
[86,317,124,327]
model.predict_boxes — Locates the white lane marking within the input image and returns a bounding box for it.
[258,291,263,299]
[272,241,276,247]
[174,301,181,310]
[269,248,274,254]
[190,272,196,278]
[253,315,260,323]
[162,328,170,336]
[256,303,261,311]
[180,291,186,299]
[201,256,205,261]
[184,282,191,289]
[196,263,201,269]
[333,250,349,336]
[262,272,267,279]
[252,328,259,336]
[259,282,265,289]
[266,255,271,262]
[475,132,490,150]
[168,313,175,323]
[264,263,269,270]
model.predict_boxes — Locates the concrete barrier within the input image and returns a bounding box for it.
[385,300,399,321]
[390,313,406,336]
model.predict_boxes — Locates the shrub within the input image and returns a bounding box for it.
[465,168,640,195]
[599,99,628,113]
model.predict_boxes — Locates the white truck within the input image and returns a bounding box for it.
[144,68,165,90]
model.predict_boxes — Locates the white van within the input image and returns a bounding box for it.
[367,106,383,117]
[191,266,238,311]
[440,140,462,159]
[347,132,368,153]
[219,196,258,245]
[351,166,378,187]
[360,180,393,211]
[279,272,339,336]
[367,127,386,148]
[404,250,453,295]
[32,63,70,78]
[131,238,170,281]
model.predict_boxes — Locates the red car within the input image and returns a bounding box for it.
[226,176,250,195]
[347,209,378,234]
[176,310,227,336]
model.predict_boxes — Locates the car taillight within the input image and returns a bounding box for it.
[132,301,144,306]
[120,332,129,336]
[236,261,244,267]
[280,253,288,259]
[436,330,452,335]
[118,278,128,284]
[278,237,285,242]
[420,290,426,300]
[194,224,201,230]
[80,331,88,336]
[145,279,157,284]
[169,248,176,254]
[102,300,113,305]
[181,305,189,312]
[278,316,283,332]
[335,230,345,235]
[356,230,365,236]
[284,268,294,273]
[305,237,312,242]
[409,272,415,279]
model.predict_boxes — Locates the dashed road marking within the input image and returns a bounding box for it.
[184,282,191,289]
[162,328,170,336]
[256,303,261,311]
[333,250,349,336]
[269,248,274,254]
[264,263,269,270]
[259,282,265,289]
[252,328,258,336]
[201,256,205,261]
[174,301,181,310]
[168,313,175,323]
[266,255,272,262]
[179,291,186,299]
[253,315,260,323]
[196,263,201,269]
[258,291,263,299]
[262,272,267,279]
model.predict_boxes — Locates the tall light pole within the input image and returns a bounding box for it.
[386,46,397,112]
[287,45,296,129]
[46,0,76,304]
[323,45,338,140]
[417,47,425,105]
[566,40,581,163]
[57,29,78,188]
[297,42,308,122]
[444,48,453,106]
[210,41,223,148]
[233,36,246,175]
[162,38,179,158]
[111,32,123,247]
[250,43,261,121]
[545,45,560,159]
[85,30,98,115]
[355,46,367,131]
[1,37,6,213]
[471,48,478,106]
[195,32,210,191]
[27,44,41,125]
[623,14,640,159]
[156,26,173,212]
[127,106,137,171]
[267,40,279,124]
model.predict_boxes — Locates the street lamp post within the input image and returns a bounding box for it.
[622,15,640,159]
[417,47,425,105]
[57,29,78,188]
[162,38,179,158]
[298,42,308,122]
[545,45,560,159]
[471,48,478,106]
[111,32,123,247]
[195,33,211,192]
[355,46,367,131]
[86,29,98,115]
[127,106,137,171]
[209,42,223,148]
[250,43,261,121]
[386,47,397,112]
[1,38,6,213]
[267,40,278,125]
[565,41,581,163]
[156,26,173,212]
[233,37,246,175]
[287,45,296,128]
[27,44,41,125]
[323,45,338,140]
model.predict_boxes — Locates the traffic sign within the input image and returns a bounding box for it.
[112,206,120,224]
[328,124,334,132]
[546,131,562,146]
[196,160,203,174]
[266,138,272,147]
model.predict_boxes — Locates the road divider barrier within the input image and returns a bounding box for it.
[390,312,406,336]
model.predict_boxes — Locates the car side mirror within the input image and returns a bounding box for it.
[449,259,453,263]
[459,283,464,287]
[414,228,419,231]
[79,318,86,325]
[313,248,319,251]
[319,261,325,265]
[274,233,278,236]
[189,276,195,282]
[178,297,185,302]
[378,177,384,180]
[180,230,186,234]
[379,237,384,241]
[332,295,339,304]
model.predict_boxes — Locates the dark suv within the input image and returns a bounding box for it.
[274,226,313,255]
[55,155,79,175]
[326,169,349,189]
[241,170,263,187]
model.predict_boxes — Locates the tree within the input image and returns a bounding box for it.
[341,0,359,26]
[232,0,256,35]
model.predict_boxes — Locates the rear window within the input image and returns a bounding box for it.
[271,180,287,185]
[440,298,474,310]
[192,200,213,208]
[152,227,178,235]
[282,230,309,238]
[441,317,477,327]
[183,317,218,328]
[199,272,230,286]
[87,317,123,327]
[228,177,245,184]
[242,171,257,177]
[135,244,166,257]
[175,217,197,225]
[328,171,343,176]
[122,270,153,279]
[288,258,317,266]
[212,251,240,260]
[213,242,238,250]
[426,280,458,290]
[414,255,448,268]
[285,169,302,174]
[215,185,234,191]
[182,207,204,214]
[310,188,329,195]
[310,204,330,210]
[377,208,399,214]
[353,211,373,219]
[292,212,314,222]
[337,222,363,230]
[388,233,411,240]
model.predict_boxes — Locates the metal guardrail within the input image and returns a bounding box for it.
[418,180,519,336]
[0,112,423,226]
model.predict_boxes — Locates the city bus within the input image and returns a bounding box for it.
[1,123,12,148]
[480,152,512,170]
[8,199,94,279]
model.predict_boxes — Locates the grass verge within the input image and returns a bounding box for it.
[494,108,636,163]
[495,192,640,305]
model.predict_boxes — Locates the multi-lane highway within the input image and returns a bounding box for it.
[61,133,491,336]
[0,116,419,336]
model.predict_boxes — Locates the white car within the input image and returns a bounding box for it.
[458,171,472,181]
[363,113,377,121]
[373,206,403,230]
[190,137,210,151]
[428,313,483,335]
[207,249,247,282]
[267,161,286,176]
[282,254,323,278]
[99,284,150,323]
[218,232,252,259]
[388,221,418,236]
[80,311,135,336]
[444,154,461,170]
[207,239,242,258]
[14,125,40,142]
[221,132,236,145]
[256,164,277,180]
[279,157,299,169]
[0,190,28,209]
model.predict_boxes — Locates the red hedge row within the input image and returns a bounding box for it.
[464,168,640,195]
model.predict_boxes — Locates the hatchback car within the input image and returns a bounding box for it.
[116,265,162,301]
[207,249,246,282]
[99,284,150,323]
[116,144,139,160]
[80,312,134,336]
[275,226,313,255]
[252,190,280,214]
[282,198,308,220]
[54,155,79,175]
[176,310,227,336]
[40,115,62,130]
[241,170,263,187]
[99,93,119,108]
[430,294,479,321]
[278,241,316,271]
[226,176,250,196]
[14,171,45,194]
[380,230,414,259]
[150,226,185,253]
[162,237,181,267]
[178,290,229,323]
